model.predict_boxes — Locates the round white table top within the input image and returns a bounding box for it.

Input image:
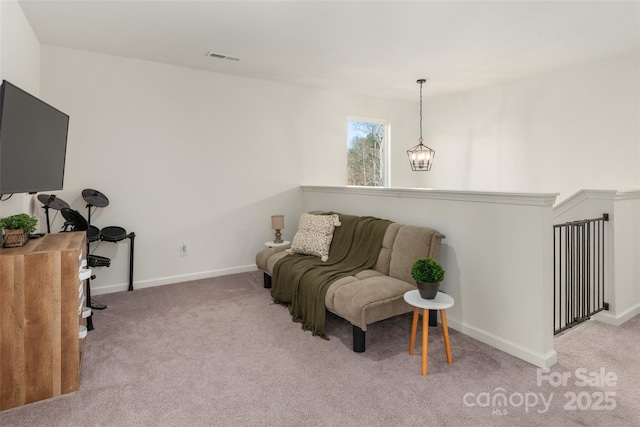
[265,240,290,247]
[404,290,454,310]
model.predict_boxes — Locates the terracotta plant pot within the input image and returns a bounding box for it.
[417,282,440,299]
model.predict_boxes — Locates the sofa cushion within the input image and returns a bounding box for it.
[324,276,360,311]
[388,226,445,285]
[372,222,401,275]
[353,269,384,280]
[329,276,416,331]
[290,213,341,262]
[325,270,383,311]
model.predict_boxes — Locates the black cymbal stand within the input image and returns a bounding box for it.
[42,205,52,234]
[85,202,95,330]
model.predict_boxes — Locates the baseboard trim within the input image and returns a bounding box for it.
[593,302,640,327]
[90,265,258,295]
[447,318,558,368]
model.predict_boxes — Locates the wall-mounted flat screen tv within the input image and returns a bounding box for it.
[0,80,69,195]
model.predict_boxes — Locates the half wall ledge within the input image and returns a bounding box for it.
[301,186,559,207]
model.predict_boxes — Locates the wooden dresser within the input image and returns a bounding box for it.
[0,232,87,410]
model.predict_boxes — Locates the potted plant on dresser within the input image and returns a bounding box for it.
[411,258,446,299]
[0,213,38,248]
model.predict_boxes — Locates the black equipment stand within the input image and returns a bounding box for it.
[59,207,96,331]
[85,202,136,293]
[127,231,136,291]
[127,232,136,291]
[58,189,137,333]
[86,203,97,330]
[43,206,51,234]
[38,194,70,234]
[83,190,109,330]
[85,275,95,331]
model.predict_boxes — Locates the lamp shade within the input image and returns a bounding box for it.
[271,215,284,230]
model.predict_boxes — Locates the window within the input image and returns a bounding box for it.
[347,118,389,186]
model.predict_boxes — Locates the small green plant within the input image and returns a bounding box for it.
[411,258,445,283]
[0,213,38,233]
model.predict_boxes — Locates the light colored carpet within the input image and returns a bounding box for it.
[1,271,638,426]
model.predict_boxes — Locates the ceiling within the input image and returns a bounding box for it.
[17,0,640,101]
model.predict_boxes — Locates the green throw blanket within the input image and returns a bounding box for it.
[271,214,392,337]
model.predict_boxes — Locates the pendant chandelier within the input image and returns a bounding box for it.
[407,79,435,171]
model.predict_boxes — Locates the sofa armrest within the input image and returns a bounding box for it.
[255,244,291,272]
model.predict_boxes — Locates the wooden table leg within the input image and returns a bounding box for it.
[409,307,419,355]
[422,308,428,376]
[441,309,452,364]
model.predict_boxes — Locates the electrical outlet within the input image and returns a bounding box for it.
[180,242,188,257]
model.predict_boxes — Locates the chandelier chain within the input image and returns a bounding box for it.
[419,80,423,143]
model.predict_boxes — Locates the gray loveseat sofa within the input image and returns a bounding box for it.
[255,214,446,352]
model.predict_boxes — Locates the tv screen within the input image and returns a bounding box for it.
[0,80,69,195]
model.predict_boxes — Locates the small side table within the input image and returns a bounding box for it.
[403,290,454,376]
[265,240,290,248]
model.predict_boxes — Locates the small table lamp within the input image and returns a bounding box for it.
[271,215,284,244]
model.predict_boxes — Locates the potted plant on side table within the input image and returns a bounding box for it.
[0,213,38,248]
[411,258,446,299]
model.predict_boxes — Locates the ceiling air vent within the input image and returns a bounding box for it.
[206,52,240,62]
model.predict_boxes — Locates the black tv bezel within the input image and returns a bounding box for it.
[0,80,70,195]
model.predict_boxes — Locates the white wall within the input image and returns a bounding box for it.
[40,46,416,293]
[0,0,40,96]
[0,0,41,218]
[296,90,417,188]
[302,186,558,367]
[420,51,640,202]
